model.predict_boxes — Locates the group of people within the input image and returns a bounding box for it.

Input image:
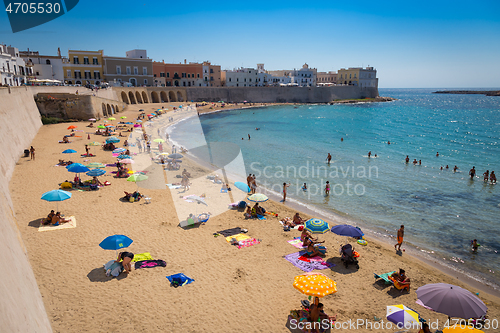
[116,160,129,178]
[244,202,266,219]
[301,228,327,257]
[477,168,496,183]
[246,174,258,194]
[42,210,70,226]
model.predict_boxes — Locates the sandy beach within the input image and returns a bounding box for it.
[9,102,500,332]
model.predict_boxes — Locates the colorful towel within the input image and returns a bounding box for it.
[225,234,251,243]
[135,260,166,269]
[288,239,305,249]
[374,271,396,284]
[256,214,266,220]
[237,238,260,249]
[284,252,333,272]
[217,227,242,237]
[166,273,194,286]
[38,216,76,232]
[220,188,228,193]
[298,255,324,262]
[131,252,153,262]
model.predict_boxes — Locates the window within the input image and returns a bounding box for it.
[75,71,81,79]
[46,59,51,65]
[116,66,121,74]
[166,73,170,78]
[210,68,213,73]
[133,67,138,75]
[126,66,131,75]
[211,76,213,81]
[144,79,148,85]
[197,74,200,78]
[94,71,100,79]
[187,74,190,78]
[143,67,147,75]
[154,74,157,78]
[83,57,89,64]
[205,77,208,81]
[244,78,246,82]
[85,71,91,79]
[183,82,186,86]
[93,57,98,65]
[236,78,239,82]
[73,56,79,64]
[354,73,356,78]
[229,78,231,82]
[160,72,165,77]
[182,73,186,78]
[249,78,252,82]
[349,74,351,79]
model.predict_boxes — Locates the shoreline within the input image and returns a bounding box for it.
[168,103,500,299]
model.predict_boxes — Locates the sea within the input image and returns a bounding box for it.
[170,88,500,291]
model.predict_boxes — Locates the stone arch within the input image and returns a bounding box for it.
[110,105,115,114]
[102,103,107,117]
[160,91,168,103]
[107,104,112,115]
[169,90,176,102]
[177,91,184,102]
[151,91,160,103]
[121,91,129,104]
[142,91,148,103]
[128,91,137,104]
[115,105,119,113]
[135,91,143,104]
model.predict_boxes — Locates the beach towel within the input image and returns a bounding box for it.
[104,260,123,277]
[256,214,266,220]
[237,238,260,249]
[225,234,251,243]
[134,260,166,270]
[38,216,76,232]
[374,271,396,284]
[220,188,228,193]
[131,252,153,262]
[288,239,306,249]
[217,227,242,237]
[167,184,182,189]
[166,273,194,287]
[284,252,332,272]
[298,255,324,262]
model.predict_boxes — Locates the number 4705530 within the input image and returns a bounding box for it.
[5,2,61,14]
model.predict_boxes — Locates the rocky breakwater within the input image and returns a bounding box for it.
[329,96,396,104]
[434,90,500,96]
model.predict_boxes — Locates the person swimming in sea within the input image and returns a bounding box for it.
[368,151,371,158]
[405,155,410,163]
[490,171,496,183]
[324,181,330,195]
[483,170,489,182]
[453,165,458,172]
[302,183,307,191]
[413,159,418,165]
[471,239,480,252]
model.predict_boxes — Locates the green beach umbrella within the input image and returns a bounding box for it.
[153,138,165,143]
[127,174,148,190]
[108,117,116,121]
[87,162,106,168]
[97,125,106,129]
[120,116,127,119]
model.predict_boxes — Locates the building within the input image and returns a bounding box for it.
[0,44,26,86]
[103,49,153,87]
[222,67,258,87]
[63,50,104,86]
[20,48,64,82]
[153,60,221,87]
[316,71,337,86]
[289,63,316,87]
[337,67,377,87]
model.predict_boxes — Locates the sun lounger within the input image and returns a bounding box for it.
[374,271,396,284]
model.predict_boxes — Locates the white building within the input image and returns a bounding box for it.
[20,48,64,82]
[0,44,26,86]
[289,63,316,87]
[125,49,147,59]
[222,67,258,87]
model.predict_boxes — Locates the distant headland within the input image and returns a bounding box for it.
[433,90,500,96]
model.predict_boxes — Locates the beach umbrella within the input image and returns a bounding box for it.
[88,141,100,146]
[120,116,127,119]
[234,181,251,193]
[120,159,134,164]
[330,224,364,238]
[41,189,72,211]
[117,154,130,160]
[67,163,90,173]
[293,272,337,298]
[136,120,142,122]
[108,117,116,121]
[153,138,165,143]
[97,125,106,129]
[304,218,330,234]
[134,124,142,127]
[99,234,133,258]
[113,148,127,154]
[168,153,183,159]
[416,283,487,319]
[106,137,120,144]
[443,325,484,333]
[386,305,421,329]
[127,174,148,189]
[139,109,144,111]
[62,149,76,159]
[86,168,106,177]
[86,162,105,168]
[89,118,96,121]
[247,193,268,202]
[67,125,77,129]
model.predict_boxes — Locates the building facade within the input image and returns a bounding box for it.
[153,60,221,87]
[289,63,317,87]
[223,67,259,87]
[202,62,221,87]
[63,50,104,85]
[0,44,26,86]
[20,48,64,82]
[316,71,337,86]
[337,67,377,87]
[104,50,153,87]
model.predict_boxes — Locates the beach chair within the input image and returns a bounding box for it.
[374,271,396,284]
[143,196,151,204]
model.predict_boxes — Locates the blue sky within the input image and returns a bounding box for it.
[1,0,499,88]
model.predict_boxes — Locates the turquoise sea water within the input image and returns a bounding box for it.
[172,89,500,289]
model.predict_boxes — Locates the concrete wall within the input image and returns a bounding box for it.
[185,86,379,103]
[0,87,52,332]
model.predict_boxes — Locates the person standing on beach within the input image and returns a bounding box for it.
[469,166,476,179]
[282,182,290,202]
[247,174,253,188]
[29,146,35,160]
[326,153,332,165]
[394,225,404,252]
[250,176,257,194]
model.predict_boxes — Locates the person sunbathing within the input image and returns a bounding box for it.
[51,212,70,226]
[244,206,252,218]
[390,269,411,291]
[42,210,55,225]
[87,122,94,127]
[62,136,70,143]
[293,212,304,225]
[281,217,295,230]
[305,238,327,257]
[301,229,318,243]
[124,191,142,201]
[91,176,103,186]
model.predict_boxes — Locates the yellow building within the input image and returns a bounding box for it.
[63,50,104,86]
[337,67,377,87]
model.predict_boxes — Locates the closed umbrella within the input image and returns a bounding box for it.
[86,168,106,177]
[247,193,268,202]
[304,218,329,234]
[416,283,487,319]
[293,272,337,298]
[41,189,72,211]
[386,305,421,329]
[330,225,364,238]
[234,181,250,193]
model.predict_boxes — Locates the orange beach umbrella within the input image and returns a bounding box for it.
[293,272,337,297]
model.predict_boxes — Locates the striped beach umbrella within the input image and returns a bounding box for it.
[247,193,268,202]
[113,148,127,154]
[304,218,329,234]
[293,272,337,298]
[117,154,130,160]
[386,305,420,329]
[86,168,106,177]
[87,162,105,168]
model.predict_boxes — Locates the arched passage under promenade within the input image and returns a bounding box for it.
[177,91,184,102]
[115,105,119,113]
[128,92,137,104]
[121,91,129,104]
[169,91,176,102]
[135,91,143,104]
[160,91,168,102]
[142,91,148,103]
[107,104,112,115]
[102,103,107,117]
[151,91,160,103]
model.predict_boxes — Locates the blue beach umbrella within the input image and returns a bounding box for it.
[304,218,330,234]
[99,234,133,250]
[234,182,250,193]
[86,168,106,177]
[106,137,120,144]
[113,148,126,154]
[41,189,72,211]
[62,149,77,154]
[117,154,130,160]
[330,225,364,238]
[67,163,90,174]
